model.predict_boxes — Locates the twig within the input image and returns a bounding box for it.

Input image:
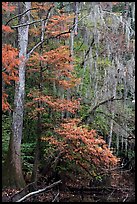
[107,189,115,201]
[27,30,71,59]
[12,17,49,28]
[91,96,123,112]
[11,6,53,29]
[52,192,60,202]
[80,96,124,124]
[16,180,62,202]
[123,194,128,202]
[80,36,95,67]
[5,8,39,26]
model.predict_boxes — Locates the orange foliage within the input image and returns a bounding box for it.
[29,27,41,36]
[2,45,19,111]
[2,2,19,112]
[46,14,74,38]
[2,44,19,85]
[112,2,119,5]
[42,46,73,64]
[2,2,16,13]
[27,46,80,89]
[26,11,80,119]
[2,92,10,111]
[2,25,14,33]
[26,92,80,118]
[41,119,118,171]
[32,2,54,10]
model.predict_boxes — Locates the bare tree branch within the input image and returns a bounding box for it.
[123,194,129,202]
[80,97,124,124]
[11,181,37,202]
[91,96,123,113]
[21,5,89,60]
[52,192,60,202]
[27,41,43,59]
[16,180,62,202]
[11,5,53,29]
[5,8,39,26]
[11,17,48,28]
[27,30,71,58]
[80,36,95,67]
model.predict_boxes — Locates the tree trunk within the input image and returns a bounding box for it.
[74,2,79,35]
[2,2,31,189]
[108,61,118,149]
[31,16,49,182]
[31,46,43,183]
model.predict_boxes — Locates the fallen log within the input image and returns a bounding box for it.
[16,180,62,202]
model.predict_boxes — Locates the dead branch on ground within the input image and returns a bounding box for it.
[16,180,61,202]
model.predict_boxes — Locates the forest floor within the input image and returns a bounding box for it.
[2,169,135,202]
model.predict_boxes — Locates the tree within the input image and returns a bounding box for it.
[2,1,76,188]
[26,20,80,182]
[2,2,31,189]
[74,2,135,155]
[25,3,118,180]
[41,118,118,177]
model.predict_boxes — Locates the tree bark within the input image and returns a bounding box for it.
[108,63,118,149]
[2,2,31,189]
[31,37,43,183]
